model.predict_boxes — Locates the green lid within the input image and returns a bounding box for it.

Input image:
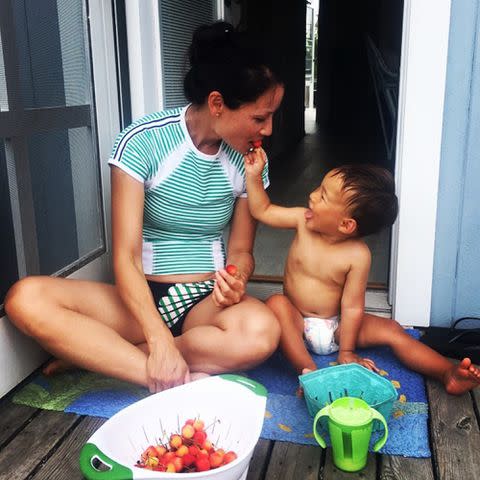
[329,397,373,427]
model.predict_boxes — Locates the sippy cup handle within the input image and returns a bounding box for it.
[369,409,389,452]
[313,405,331,448]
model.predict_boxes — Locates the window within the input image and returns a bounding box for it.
[159,0,217,109]
[0,0,104,306]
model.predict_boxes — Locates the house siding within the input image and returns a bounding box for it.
[431,0,480,326]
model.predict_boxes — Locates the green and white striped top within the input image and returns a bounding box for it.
[108,106,269,275]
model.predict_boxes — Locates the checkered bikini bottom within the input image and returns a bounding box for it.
[147,279,215,335]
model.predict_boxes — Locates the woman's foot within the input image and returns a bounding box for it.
[444,358,480,395]
[42,358,74,376]
[189,372,210,382]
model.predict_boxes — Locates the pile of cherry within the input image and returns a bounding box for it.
[136,418,238,473]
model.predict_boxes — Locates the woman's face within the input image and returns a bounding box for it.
[216,84,284,154]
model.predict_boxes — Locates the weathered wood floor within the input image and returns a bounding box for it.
[0,379,479,480]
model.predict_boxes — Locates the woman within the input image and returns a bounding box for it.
[5,22,283,393]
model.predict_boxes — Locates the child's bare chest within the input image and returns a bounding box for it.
[287,232,349,285]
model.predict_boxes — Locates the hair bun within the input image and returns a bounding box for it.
[189,21,236,67]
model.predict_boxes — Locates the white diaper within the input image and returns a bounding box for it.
[304,315,339,355]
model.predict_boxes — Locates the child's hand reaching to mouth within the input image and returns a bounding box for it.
[244,144,266,176]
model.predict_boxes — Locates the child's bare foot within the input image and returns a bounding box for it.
[444,358,480,395]
[42,358,74,376]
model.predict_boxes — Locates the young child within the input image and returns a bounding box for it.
[244,149,480,395]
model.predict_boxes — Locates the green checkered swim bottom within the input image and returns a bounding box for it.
[147,279,215,336]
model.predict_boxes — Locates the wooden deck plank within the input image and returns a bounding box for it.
[321,450,376,479]
[32,416,107,480]
[247,439,273,480]
[0,401,37,447]
[379,455,435,480]
[0,409,79,480]
[427,379,480,480]
[264,441,323,479]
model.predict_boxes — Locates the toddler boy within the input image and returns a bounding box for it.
[244,149,480,395]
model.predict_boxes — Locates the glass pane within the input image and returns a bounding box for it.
[27,127,104,275]
[0,32,7,111]
[0,140,19,302]
[12,0,90,109]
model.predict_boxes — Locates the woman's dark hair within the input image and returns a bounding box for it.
[332,164,399,237]
[184,22,282,109]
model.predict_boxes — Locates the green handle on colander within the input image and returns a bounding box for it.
[220,374,267,397]
[370,409,389,452]
[79,443,133,480]
[312,405,331,448]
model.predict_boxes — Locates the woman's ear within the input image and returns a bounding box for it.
[207,91,224,117]
[339,217,357,236]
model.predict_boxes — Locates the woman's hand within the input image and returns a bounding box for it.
[337,350,379,372]
[146,339,190,393]
[211,267,247,308]
[244,147,266,177]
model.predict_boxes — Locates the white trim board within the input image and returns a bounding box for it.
[390,0,451,327]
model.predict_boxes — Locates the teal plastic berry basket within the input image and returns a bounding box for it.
[299,364,398,426]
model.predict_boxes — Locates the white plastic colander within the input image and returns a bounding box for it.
[79,375,267,480]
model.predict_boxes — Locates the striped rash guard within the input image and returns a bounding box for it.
[108,106,269,275]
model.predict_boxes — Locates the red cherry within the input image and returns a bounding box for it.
[195,457,211,472]
[223,451,238,465]
[192,418,205,431]
[181,424,195,439]
[209,451,224,468]
[226,264,238,276]
[183,453,196,467]
[188,445,200,457]
[252,139,262,148]
[193,430,207,445]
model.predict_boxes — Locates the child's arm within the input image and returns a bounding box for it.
[244,148,304,229]
[337,246,378,371]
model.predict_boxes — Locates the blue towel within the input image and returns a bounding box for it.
[13,330,430,457]
[242,329,430,457]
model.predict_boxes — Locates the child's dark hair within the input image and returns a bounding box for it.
[332,164,399,237]
[184,22,282,109]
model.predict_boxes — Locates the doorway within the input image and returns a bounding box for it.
[253,0,403,291]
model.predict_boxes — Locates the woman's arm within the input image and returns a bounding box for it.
[211,198,255,307]
[111,167,190,392]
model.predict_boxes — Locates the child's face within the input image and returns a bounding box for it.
[305,171,353,235]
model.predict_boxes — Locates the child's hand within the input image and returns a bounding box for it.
[244,146,266,177]
[337,351,379,372]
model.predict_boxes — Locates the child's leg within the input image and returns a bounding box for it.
[349,313,480,395]
[265,294,317,373]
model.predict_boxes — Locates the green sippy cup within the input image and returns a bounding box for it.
[313,396,388,472]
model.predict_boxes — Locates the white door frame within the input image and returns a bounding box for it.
[0,0,120,398]
[391,0,451,326]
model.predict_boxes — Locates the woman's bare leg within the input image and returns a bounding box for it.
[175,295,280,373]
[264,294,316,373]
[349,313,480,395]
[5,276,150,386]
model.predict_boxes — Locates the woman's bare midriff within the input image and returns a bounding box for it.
[145,272,215,284]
